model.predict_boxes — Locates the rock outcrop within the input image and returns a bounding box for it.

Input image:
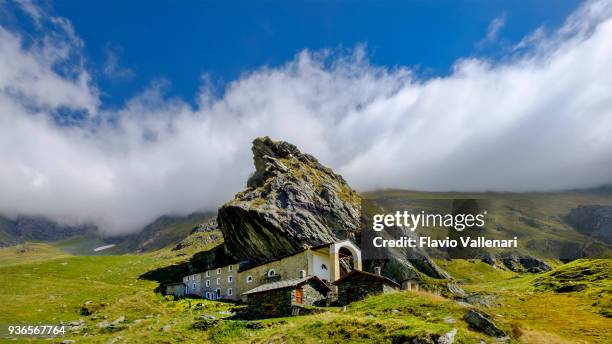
[501,255,551,273]
[217,137,361,262]
[463,310,507,338]
[565,205,612,244]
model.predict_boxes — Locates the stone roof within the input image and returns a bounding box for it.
[242,275,331,295]
[332,270,401,287]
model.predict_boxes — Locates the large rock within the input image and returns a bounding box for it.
[501,255,551,273]
[217,137,361,262]
[464,310,506,337]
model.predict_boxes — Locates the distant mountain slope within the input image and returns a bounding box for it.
[106,212,215,253]
[0,212,215,255]
[0,215,96,247]
[363,189,612,259]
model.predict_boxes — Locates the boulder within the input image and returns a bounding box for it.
[80,301,104,315]
[464,310,506,337]
[501,255,550,273]
[519,256,551,273]
[217,137,361,262]
[501,256,523,272]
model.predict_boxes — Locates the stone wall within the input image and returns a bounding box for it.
[336,274,399,306]
[166,284,185,298]
[246,288,294,317]
[246,280,328,317]
[237,252,309,299]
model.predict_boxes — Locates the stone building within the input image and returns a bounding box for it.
[182,239,362,301]
[402,279,419,291]
[242,276,331,317]
[183,272,205,297]
[333,270,400,306]
[165,282,186,298]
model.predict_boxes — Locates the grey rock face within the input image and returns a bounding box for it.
[565,205,612,244]
[519,256,551,273]
[501,255,551,273]
[217,137,361,262]
[464,310,507,337]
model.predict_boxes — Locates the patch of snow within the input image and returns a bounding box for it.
[93,244,116,252]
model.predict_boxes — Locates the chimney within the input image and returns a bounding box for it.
[373,266,381,275]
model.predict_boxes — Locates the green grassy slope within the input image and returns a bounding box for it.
[0,242,610,343]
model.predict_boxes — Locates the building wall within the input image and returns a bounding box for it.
[182,245,356,301]
[199,264,238,300]
[335,274,399,306]
[236,252,310,299]
[245,281,328,317]
[245,288,293,317]
[294,282,328,306]
[183,273,203,296]
[310,251,331,282]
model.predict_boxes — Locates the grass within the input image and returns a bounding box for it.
[0,243,610,343]
[0,242,70,266]
[460,259,612,344]
[435,259,518,284]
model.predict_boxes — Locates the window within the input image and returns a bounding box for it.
[217,268,221,274]
[216,289,221,297]
[205,280,210,287]
[205,271,210,277]
[227,288,233,296]
[321,264,328,270]
[192,283,196,289]
[216,278,220,285]
[227,276,233,283]
[228,265,233,272]
[267,269,276,277]
[246,275,253,283]
[206,292,210,299]
[299,270,306,278]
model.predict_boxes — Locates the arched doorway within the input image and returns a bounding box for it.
[338,246,355,278]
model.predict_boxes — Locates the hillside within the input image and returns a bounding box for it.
[363,189,612,260]
[0,212,215,255]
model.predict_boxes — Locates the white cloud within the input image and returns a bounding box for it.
[103,45,134,80]
[1,1,612,234]
[483,14,506,43]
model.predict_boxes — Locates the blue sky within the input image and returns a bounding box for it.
[2,0,612,233]
[49,0,582,108]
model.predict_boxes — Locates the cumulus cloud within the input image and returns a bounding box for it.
[1,1,612,234]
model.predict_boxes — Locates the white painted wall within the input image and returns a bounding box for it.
[312,252,331,282]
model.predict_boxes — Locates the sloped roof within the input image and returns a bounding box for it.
[242,275,331,295]
[332,270,400,287]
